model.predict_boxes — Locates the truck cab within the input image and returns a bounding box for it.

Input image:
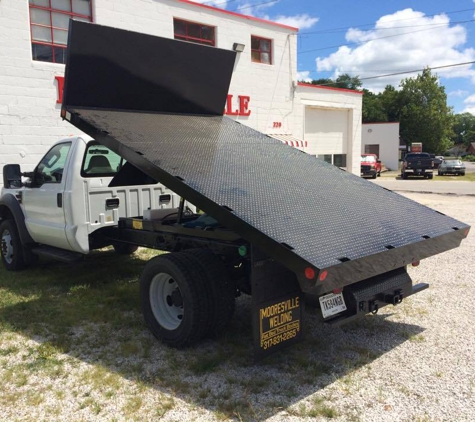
[1,136,180,266]
[360,154,382,179]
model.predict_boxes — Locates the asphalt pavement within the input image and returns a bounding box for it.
[370,161,475,195]
[371,177,475,195]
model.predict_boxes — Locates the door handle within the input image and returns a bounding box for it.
[57,193,63,208]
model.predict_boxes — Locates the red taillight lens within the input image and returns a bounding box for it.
[319,270,328,282]
[305,267,315,280]
[412,261,420,267]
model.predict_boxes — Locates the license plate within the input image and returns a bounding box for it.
[319,292,347,319]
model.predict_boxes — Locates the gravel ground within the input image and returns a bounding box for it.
[0,192,474,421]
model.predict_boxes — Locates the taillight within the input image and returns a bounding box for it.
[431,161,434,167]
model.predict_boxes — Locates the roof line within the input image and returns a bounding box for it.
[297,82,363,95]
[176,0,299,32]
[363,122,400,125]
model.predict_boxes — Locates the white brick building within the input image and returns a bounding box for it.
[0,0,362,184]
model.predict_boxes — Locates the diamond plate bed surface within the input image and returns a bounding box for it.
[73,108,465,269]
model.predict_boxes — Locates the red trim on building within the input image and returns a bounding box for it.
[362,122,400,125]
[297,82,363,95]
[176,0,299,32]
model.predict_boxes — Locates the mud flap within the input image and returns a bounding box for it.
[252,247,304,360]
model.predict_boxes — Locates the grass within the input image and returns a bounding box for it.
[0,245,411,421]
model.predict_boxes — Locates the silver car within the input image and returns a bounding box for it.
[438,160,466,176]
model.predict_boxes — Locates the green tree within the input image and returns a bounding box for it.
[379,85,400,122]
[398,68,454,154]
[308,74,362,90]
[452,112,475,146]
[362,89,387,123]
[334,74,362,90]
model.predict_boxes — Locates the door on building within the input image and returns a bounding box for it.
[364,144,380,157]
[22,142,73,250]
[304,107,349,168]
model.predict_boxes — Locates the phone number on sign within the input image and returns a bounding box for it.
[261,329,297,350]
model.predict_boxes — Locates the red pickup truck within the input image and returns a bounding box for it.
[360,154,382,179]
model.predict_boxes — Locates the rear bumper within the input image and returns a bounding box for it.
[311,267,430,326]
[404,168,433,174]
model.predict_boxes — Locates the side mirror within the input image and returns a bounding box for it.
[3,164,23,189]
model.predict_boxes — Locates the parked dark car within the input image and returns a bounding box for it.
[401,153,434,179]
[438,160,466,176]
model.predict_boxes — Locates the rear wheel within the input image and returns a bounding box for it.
[371,172,377,179]
[428,174,433,180]
[0,219,25,271]
[182,249,235,337]
[140,252,211,347]
[402,172,407,179]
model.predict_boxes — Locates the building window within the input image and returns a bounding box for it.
[173,19,216,47]
[317,154,347,168]
[333,154,347,168]
[29,0,93,64]
[251,36,272,64]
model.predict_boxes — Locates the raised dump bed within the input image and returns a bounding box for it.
[61,21,470,358]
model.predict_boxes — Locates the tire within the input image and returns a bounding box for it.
[140,252,211,348]
[377,171,381,177]
[113,242,139,255]
[371,172,377,179]
[402,172,407,180]
[428,174,433,180]
[0,219,25,271]
[182,249,235,338]
[461,173,465,176]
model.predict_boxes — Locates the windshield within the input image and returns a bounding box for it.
[443,160,462,165]
[361,155,376,163]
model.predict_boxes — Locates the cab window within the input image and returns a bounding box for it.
[81,142,125,177]
[35,142,72,184]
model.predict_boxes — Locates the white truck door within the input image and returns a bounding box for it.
[22,141,73,250]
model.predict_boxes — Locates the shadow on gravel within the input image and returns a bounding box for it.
[0,250,425,421]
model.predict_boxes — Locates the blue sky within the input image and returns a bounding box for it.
[191,0,475,115]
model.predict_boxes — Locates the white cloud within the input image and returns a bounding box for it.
[463,106,475,115]
[184,1,318,31]
[464,94,475,104]
[272,14,319,29]
[449,89,469,97]
[297,70,312,82]
[315,9,475,92]
[187,0,228,8]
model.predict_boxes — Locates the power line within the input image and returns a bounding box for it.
[300,61,475,86]
[301,18,475,36]
[359,61,475,82]
[232,0,279,12]
[298,21,475,54]
[299,7,475,35]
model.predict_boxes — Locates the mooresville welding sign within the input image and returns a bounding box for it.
[258,296,302,351]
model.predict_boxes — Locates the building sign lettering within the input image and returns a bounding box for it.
[55,77,251,117]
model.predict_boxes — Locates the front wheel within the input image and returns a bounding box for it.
[140,252,211,348]
[0,219,25,271]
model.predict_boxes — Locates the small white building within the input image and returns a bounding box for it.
[0,0,362,185]
[362,122,400,171]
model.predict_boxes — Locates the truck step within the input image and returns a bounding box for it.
[31,245,84,263]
